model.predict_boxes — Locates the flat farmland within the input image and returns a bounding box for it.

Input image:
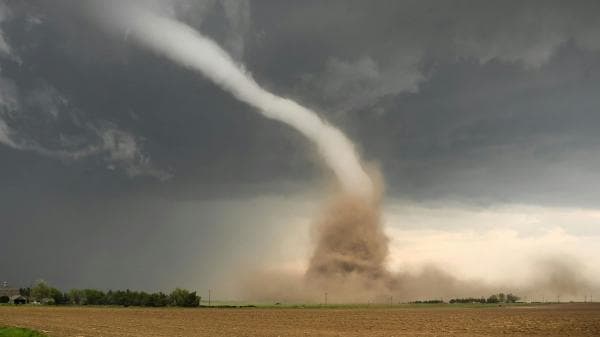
[1,303,599,337]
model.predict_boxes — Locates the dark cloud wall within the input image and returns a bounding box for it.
[1,0,600,291]
[355,43,600,206]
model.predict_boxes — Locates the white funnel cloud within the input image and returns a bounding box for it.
[91,2,372,198]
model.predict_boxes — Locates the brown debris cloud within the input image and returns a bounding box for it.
[241,172,598,303]
[306,191,388,281]
[242,171,489,302]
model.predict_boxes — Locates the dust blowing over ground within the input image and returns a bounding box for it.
[244,199,599,302]
[244,175,597,302]
[243,172,472,303]
[242,178,473,302]
[242,177,398,302]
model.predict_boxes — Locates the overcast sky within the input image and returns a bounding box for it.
[1,0,600,298]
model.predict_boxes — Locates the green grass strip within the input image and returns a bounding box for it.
[0,327,48,337]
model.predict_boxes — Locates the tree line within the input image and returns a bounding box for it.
[408,293,521,304]
[409,299,444,304]
[449,293,520,304]
[16,280,200,307]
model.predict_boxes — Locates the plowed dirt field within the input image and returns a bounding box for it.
[1,303,599,336]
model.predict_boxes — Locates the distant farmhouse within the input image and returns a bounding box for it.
[0,282,26,304]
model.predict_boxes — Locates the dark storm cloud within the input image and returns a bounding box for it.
[1,0,600,290]
[1,0,317,197]
[353,43,600,206]
[245,0,600,206]
[3,0,599,200]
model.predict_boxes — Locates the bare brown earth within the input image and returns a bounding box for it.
[1,303,599,337]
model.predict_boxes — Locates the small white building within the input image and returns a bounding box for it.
[9,295,27,304]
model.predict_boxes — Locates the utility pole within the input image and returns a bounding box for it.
[389,296,393,306]
[324,292,328,305]
[208,289,211,307]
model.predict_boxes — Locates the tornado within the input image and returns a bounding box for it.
[89,1,390,295]
[91,2,372,199]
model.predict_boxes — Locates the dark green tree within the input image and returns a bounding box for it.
[486,294,499,303]
[506,293,520,303]
[82,289,106,305]
[68,289,84,305]
[48,287,67,305]
[31,280,52,301]
[169,288,200,307]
